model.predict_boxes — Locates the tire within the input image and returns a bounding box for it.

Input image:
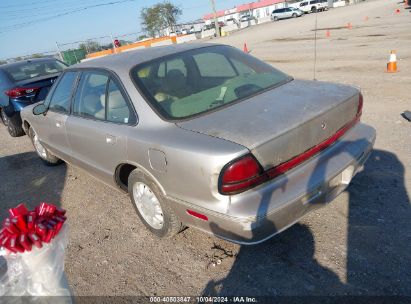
[292,13,297,18]
[0,108,8,126]
[273,16,279,21]
[311,6,317,13]
[7,114,25,137]
[29,127,62,166]
[128,168,184,238]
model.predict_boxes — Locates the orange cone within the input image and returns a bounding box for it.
[243,42,249,53]
[386,50,398,73]
[347,22,352,29]
[326,30,331,38]
[364,16,369,21]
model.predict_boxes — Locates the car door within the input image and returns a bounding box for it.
[284,8,292,17]
[65,70,136,186]
[34,71,78,161]
[278,8,286,19]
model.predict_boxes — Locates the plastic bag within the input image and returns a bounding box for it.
[0,225,72,300]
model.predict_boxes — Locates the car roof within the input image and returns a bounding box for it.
[71,43,220,73]
[0,57,59,70]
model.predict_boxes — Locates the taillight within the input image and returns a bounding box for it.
[4,87,40,98]
[357,93,363,118]
[220,154,267,195]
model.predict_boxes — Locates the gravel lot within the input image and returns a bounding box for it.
[0,0,410,298]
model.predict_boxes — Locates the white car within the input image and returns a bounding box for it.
[298,0,329,13]
[271,7,304,21]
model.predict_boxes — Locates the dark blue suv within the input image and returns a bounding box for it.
[0,58,67,137]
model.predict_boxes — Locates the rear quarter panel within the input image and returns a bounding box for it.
[126,124,248,214]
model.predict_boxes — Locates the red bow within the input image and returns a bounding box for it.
[0,203,66,254]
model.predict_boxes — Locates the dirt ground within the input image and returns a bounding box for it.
[0,0,410,298]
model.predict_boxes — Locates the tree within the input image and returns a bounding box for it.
[140,1,182,37]
[161,1,182,31]
[78,40,101,53]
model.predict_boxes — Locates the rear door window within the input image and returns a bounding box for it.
[47,71,78,113]
[106,79,131,124]
[72,72,108,120]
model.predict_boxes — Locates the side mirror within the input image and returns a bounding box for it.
[33,103,48,116]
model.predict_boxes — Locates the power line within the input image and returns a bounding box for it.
[0,0,138,33]
[0,0,107,14]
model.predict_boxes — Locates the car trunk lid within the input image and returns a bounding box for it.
[177,79,360,169]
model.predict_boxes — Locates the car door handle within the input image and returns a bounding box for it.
[106,134,117,145]
[55,120,64,128]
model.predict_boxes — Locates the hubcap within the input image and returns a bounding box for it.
[133,182,164,230]
[33,130,47,159]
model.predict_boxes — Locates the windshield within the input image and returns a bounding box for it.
[4,60,67,82]
[131,45,291,120]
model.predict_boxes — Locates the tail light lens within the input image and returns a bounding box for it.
[220,154,267,195]
[5,87,40,98]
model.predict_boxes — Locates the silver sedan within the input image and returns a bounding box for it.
[20,43,376,244]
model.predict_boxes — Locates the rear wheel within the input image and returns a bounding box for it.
[0,109,8,126]
[292,13,297,18]
[311,6,317,13]
[29,127,62,166]
[128,168,184,238]
[7,114,25,137]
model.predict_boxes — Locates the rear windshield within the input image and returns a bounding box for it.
[131,45,291,120]
[3,60,67,82]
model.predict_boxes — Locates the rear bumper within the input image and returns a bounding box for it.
[170,123,376,245]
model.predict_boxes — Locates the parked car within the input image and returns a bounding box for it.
[298,0,328,13]
[271,7,304,21]
[0,58,67,136]
[21,44,376,244]
[240,14,255,22]
[225,17,239,26]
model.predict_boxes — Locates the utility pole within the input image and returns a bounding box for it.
[55,42,63,61]
[209,0,221,37]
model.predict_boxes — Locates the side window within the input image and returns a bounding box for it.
[193,52,236,77]
[106,80,131,124]
[73,72,108,120]
[48,72,78,113]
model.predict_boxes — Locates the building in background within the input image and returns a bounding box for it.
[203,0,288,24]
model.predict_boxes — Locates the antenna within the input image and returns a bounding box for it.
[313,14,318,81]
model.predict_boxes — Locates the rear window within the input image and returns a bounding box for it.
[3,60,67,82]
[131,45,290,120]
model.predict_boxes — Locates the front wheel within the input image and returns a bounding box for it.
[311,6,317,13]
[29,127,62,166]
[292,13,297,18]
[128,169,184,238]
[273,16,279,21]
